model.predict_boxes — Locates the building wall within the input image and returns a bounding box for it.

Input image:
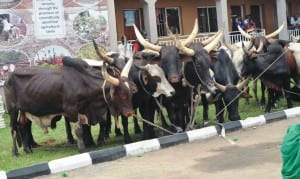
[115,0,294,40]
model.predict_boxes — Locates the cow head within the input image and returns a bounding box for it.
[212,49,251,121]
[238,23,284,51]
[241,40,288,78]
[101,56,135,117]
[135,63,175,97]
[174,30,224,93]
[93,39,126,71]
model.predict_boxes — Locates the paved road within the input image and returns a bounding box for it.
[35,117,300,179]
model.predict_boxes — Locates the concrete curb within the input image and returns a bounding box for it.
[1,107,300,179]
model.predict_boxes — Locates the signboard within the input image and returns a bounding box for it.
[0,0,108,76]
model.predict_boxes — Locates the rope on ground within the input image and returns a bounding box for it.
[133,114,175,135]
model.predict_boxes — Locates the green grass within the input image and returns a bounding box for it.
[0,82,299,171]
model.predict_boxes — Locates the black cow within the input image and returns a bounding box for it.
[209,48,250,123]
[237,24,285,106]
[241,40,294,113]
[133,20,221,132]
[4,56,134,156]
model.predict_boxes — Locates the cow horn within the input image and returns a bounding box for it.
[102,62,120,86]
[255,39,264,53]
[201,30,222,46]
[238,25,253,40]
[224,42,235,53]
[93,40,114,64]
[120,53,134,77]
[236,76,251,90]
[175,37,195,56]
[242,41,251,56]
[265,23,284,39]
[182,19,199,46]
[214,81,226,92]
[133,24,162,52]
[203,30,224,53]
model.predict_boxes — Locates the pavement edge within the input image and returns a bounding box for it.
[1,107,300,178]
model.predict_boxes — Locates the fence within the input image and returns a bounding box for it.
[288,28,300,41]
[124,29,267,51]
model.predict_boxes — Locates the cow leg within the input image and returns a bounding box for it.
[260,81,266,107]
[215,100,225,123]
[64,118,75,145]
[133,117,142,134]
[265,88,275,113]
[252,80,259,104]
[82,124,95,148]
[104,110,111,138]
[97,120,107,146]
[140,103,156,139]
[28,120,40,148]
[73,121,85,153]
[114,115,123,136]
[20,120,32,154]
[133,109,142,134]
[201,94,209,123]
[284,80,293,109]
[121,116,132,144]
[9,109,20,156]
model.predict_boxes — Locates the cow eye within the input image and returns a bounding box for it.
[152,76,161,82]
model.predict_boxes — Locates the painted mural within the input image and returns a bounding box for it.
[0,0,108,75]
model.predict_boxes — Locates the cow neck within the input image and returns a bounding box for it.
[138,70,152,96]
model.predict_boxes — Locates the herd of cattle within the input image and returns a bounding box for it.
[3,19,300,156]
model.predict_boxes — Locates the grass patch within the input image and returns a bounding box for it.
[0,82,299,171]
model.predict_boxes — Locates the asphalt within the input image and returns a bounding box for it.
[1,107,300,179]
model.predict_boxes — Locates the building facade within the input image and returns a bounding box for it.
[108,0,300,50]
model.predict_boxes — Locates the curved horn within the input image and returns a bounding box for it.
[133,24,161,52]
[238,25,253,40]
[201,30,222,46]
[214,81,226,92]
[93,40,114,64]
[175,37,195,56]
[236,76,251,90]
[102,62,119,86]
[182,19,199,46]
[265,23,284,39]
[120,53,134,77]
[224,42,235,53]
[255,38,264,53]
[203,30,224,53]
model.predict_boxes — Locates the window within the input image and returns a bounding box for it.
[156,7,181,36]
[230,5,244,31]
[123,9,143,40]
[197,7,218,32]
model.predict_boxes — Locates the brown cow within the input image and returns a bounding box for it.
[4,56,135,156]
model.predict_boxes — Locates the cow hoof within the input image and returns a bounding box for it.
[24,148,33,154]
[115,129,123,136]
[124,137,132,144]
[134,127,142,134]
[78,148,87,153]
[12,151,20,157]
[31,142,41,148]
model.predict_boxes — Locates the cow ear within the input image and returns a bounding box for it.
[110,87,115,100]
[142,71,149,85]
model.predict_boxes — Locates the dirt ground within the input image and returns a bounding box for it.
[35,117,300,179]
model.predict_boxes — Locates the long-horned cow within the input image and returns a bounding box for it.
[4,55,135,156]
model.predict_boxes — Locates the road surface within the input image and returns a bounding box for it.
[35,117,300,179]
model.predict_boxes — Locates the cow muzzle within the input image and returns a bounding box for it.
[123,111,135,117]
